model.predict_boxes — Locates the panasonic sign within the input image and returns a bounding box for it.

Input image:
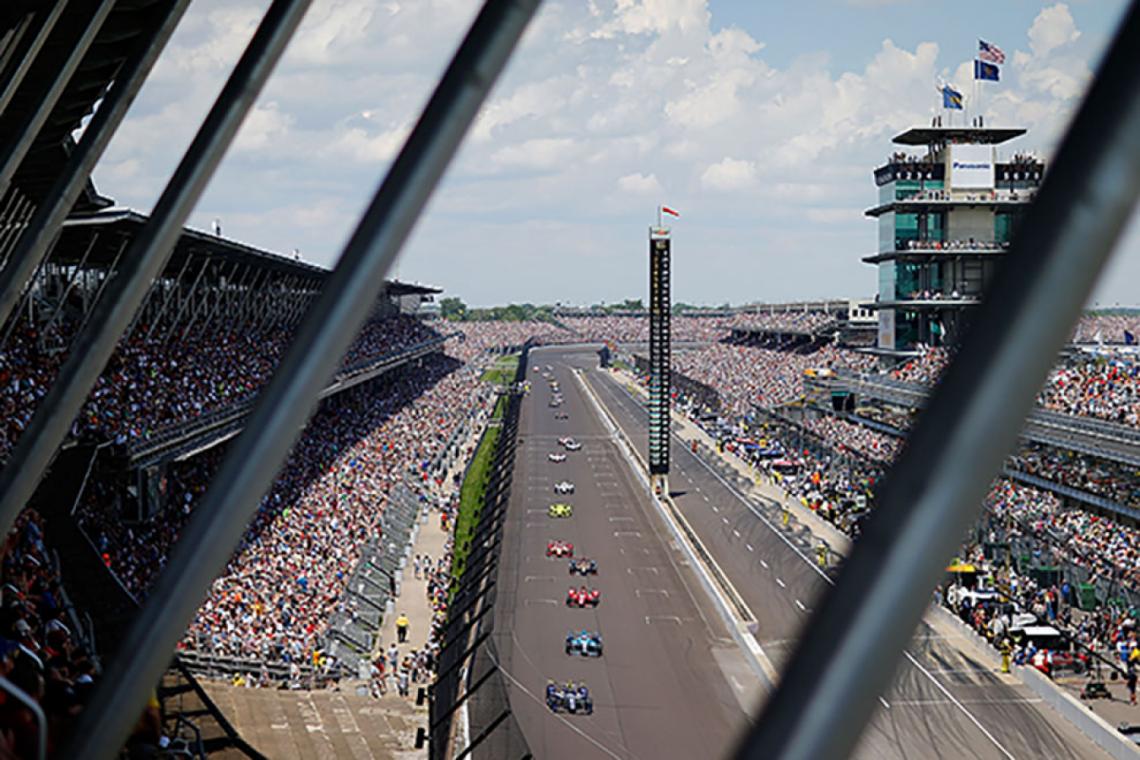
[948,144,995,190]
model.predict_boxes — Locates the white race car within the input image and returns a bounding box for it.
[549,453,567,463]
[564,440,582,452]
[554,481,575,494]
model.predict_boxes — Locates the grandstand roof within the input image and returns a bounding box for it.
[59,210,445,294]
[892,127,1027,146]
[62,209,328,277]
[1,1,170,211]
[387,280,442,296]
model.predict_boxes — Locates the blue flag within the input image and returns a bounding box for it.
[1125,330,1136,346]
[974,60,999,82]
[941,85,964,110]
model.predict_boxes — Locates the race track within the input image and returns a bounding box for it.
[492,346,1109,759]
[584,350,1109,760]
[492,349,752,760]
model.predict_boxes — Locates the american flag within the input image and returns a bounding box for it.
[979,39,1005,65]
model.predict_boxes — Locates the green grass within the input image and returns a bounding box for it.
[450,425,501,588]
[491,394,507,420]
[479,354,520,385]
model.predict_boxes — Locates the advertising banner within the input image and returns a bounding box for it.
[949,144,995,190]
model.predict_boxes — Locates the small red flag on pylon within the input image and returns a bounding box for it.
[661,206,680,217]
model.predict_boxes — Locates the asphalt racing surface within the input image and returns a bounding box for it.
[493,348,752,760]
[584,352,1109,760]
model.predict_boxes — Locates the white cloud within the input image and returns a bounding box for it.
[617,172,662,194]
[94,0,1123,305]
[324,123,411,163]
[1028,3,1081,58]
[491,138,579,170]
[700,157,756,191]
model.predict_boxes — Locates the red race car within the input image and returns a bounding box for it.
[547,540,574,558]
[566,586,601,608]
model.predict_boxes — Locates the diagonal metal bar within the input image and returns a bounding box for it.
[735,3,1140,759]
[0,0,117,198]
[0,0,195,334]
[0,3,68,119]
[66,0,539,756]
[0,0,317,569]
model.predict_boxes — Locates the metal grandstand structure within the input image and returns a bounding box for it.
[0,0,1138,758]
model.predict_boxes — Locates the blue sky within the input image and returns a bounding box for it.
[93,0,1139,307]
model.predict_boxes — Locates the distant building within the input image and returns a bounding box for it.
[863,125,1045,355]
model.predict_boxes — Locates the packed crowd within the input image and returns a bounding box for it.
[888,348,952,385]
[885,151,935,166]
[0,509,101,757]
[1038,354,1140,425]
[560,315,733,344]
[898,239,1007,251]
[449,321,570,360]
[655,337,1140,597]
[1072,315,1140,345]
[669,344,875,416]
[0,314,443,462]
[802,416,901,463]
[78,347,491,667]
[730,310,837,334]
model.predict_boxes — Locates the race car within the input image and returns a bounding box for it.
[549,502,573,518]
[554,411,569,420]
[557,436,573,446]
[566,586,601,608]
[564,440,582,451]
[568,558,597,576]
[554,481,575,494]
[546,540,573,558]
[549,399,562,408]
[565,630,603,657]
[548,452,567,463]
[546,681,593,715]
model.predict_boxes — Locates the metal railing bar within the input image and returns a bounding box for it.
[736,3,1140,758]
[64,1,538,756]
[0,0,205,338]
[0,0,316,565]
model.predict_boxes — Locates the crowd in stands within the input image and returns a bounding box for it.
[886,151,934,166]
[449,321,570,360]
[1009,444,1140,509]
[670,344,874,417]
[729,310,837,334]
[898,239,1007,251]
[0,509,99,757]
[1039,355,1140,425]
[0,314,443,463]
[1071,315,1140,345]
[653,337,1140,601]
[78,348,491,668]
[560,315,733,344]
[802,416,901,463]
[888,348,952,385]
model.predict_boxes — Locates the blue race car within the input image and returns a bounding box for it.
[565,629,603,657]
[546,681,593,714]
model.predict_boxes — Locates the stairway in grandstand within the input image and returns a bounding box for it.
[32,446,139,659]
